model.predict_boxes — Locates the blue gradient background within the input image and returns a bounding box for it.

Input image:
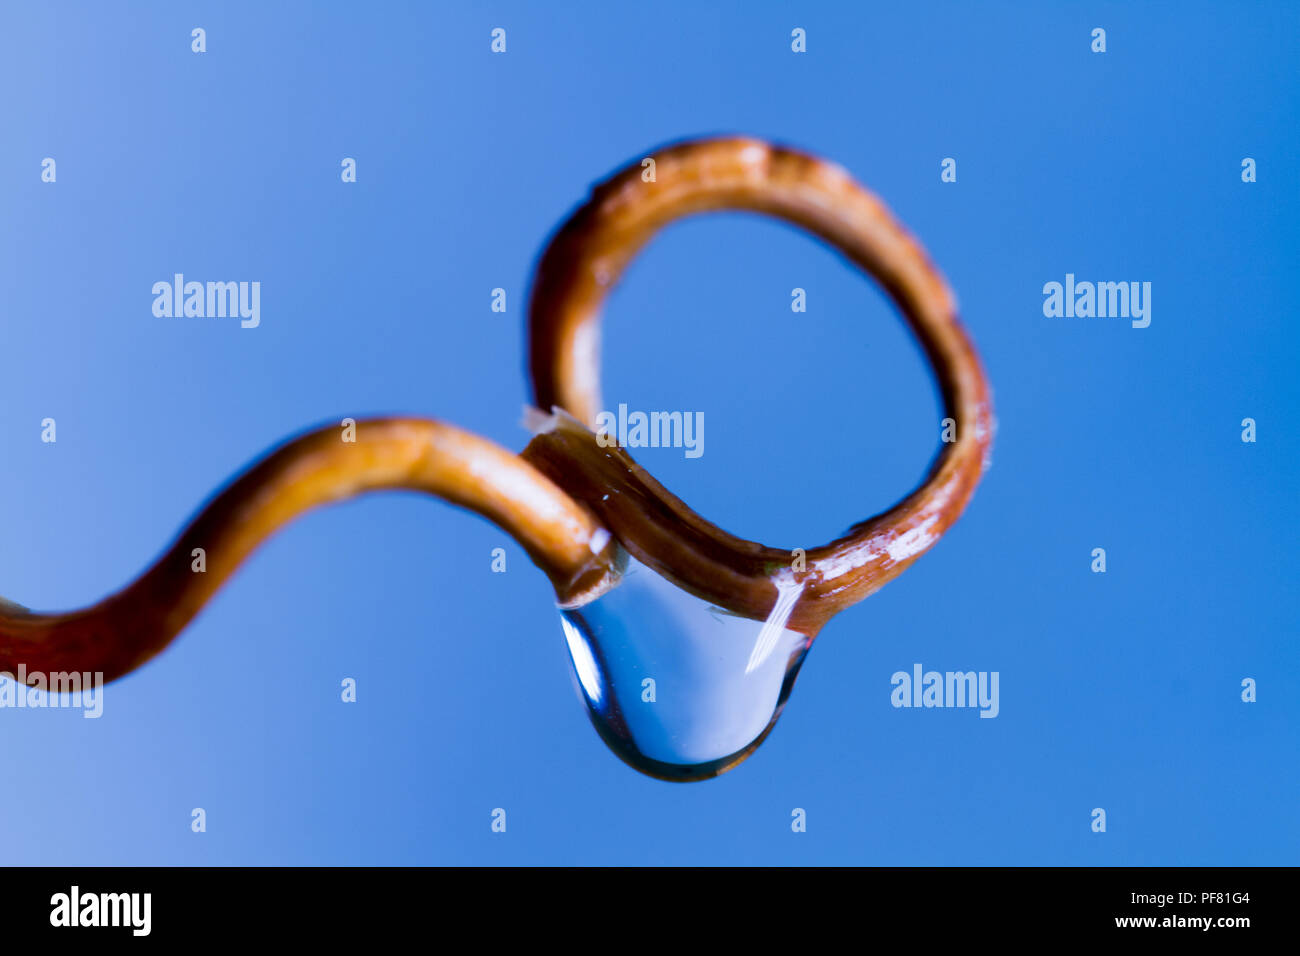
[1,1,1295,865]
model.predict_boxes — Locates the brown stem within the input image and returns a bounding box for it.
[524,137,994,635]
[0,418,620,684]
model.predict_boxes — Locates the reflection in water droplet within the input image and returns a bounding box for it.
[559,557,812,781]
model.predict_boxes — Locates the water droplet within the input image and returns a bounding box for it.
[559,557,812,781]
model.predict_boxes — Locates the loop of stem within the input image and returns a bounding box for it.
[525,137,994,634]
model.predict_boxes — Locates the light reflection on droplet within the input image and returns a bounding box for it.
[561,615,604,708]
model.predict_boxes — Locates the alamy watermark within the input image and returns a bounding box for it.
[891,663,999,718]
[0,666,104,718]
[50,886,150,936]
[595,403,704,459]
[152,274,260,328]
[1042,274,1151,328]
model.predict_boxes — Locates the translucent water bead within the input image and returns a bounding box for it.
[559,556,812,781]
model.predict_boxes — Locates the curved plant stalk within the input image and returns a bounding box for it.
[0,418,621,684]
[524,137,994,635]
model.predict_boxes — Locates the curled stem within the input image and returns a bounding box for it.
[524,137,994,635]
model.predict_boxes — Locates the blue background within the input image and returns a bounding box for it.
[1,1,1295,865]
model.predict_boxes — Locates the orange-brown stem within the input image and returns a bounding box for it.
[0,418,620,684]
[526,137,994,633]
